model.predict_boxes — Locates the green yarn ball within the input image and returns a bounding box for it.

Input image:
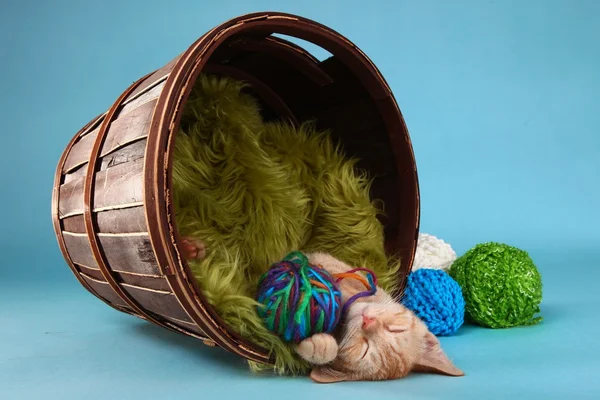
[449,242,542,329]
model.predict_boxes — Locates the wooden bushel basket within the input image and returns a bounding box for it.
[51,12,420,365]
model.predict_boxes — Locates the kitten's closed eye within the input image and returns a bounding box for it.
[387,325,408,333]
[360,339,370,360]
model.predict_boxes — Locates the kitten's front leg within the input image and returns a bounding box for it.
[295,333,338,365]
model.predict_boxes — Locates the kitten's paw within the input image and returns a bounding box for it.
[180,237,206,261]
[296,333,338,365]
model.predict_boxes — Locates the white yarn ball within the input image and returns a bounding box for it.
[412,233,457,271]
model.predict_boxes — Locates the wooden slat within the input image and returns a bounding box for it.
[122,285,192,322]
[99,234,160,275]
[78,113,106,138]
[63,206,147,234]
[63,233,98,269]
[98,206,147,233]
[63,100,153,174]
[101,138,147,170]
[161,315,208,337]
[63,126,100,172]
[80,274,128,308]
[63,232,161,275]
[62,139,147,185]
[62,163,86,185]
[76,263,104,281]
[99,99,155,157]
[62,214,86,233]
[59,157,144,218]
[116,80,165,118]
[76,263,170,292]
[98,233,160,275]
[98,233,159,275]
[124,55,181,103]
[116,271,171,292]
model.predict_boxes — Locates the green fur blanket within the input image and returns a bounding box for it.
[172,75,401,374]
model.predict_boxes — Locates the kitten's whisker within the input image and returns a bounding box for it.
[339,323,360,348]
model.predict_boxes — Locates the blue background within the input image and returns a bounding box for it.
[1,0,599,398]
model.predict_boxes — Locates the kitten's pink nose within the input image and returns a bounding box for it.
[362,315,376,329]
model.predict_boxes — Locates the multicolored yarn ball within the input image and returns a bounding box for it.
[412,233,457,271]
[449,242,543,329]
[401,268,465,336]
[256,251,342,343]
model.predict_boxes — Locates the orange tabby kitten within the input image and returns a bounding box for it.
[180,238,463,383]
[298,252,464,383]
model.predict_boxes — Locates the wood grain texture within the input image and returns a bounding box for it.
[63,232,161,275]
[76,263,104,281]
[63,233,98,269]
[62,214,86,233]
[101,138,147,170]
[52,113,135,317]
[99,233,160,275]
[62,163,86,185]
[96,206,147,233]
[62,139,147,185]
[99,99,155,157]
[80,274,129,308]
[63,99,152,175]
[116,272,171,292]
[75,263,171,292]
[59,157,144,217]
[122,285,192,322]
[63,126,100,172]
[161,315,208,337]
[80,71,183,337]
[117,81,165,118]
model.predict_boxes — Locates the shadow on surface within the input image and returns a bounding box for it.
[130,321,255,374]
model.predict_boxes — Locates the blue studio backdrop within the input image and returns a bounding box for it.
[1,1,599,399]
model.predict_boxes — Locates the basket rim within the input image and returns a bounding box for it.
[143,11,420,364]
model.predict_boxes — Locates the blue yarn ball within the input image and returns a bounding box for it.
[401,268,465,336]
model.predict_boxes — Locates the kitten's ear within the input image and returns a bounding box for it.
[310,367,349,384]
[413,332,464,377]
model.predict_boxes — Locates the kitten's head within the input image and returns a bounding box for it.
[310,300,464,383]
